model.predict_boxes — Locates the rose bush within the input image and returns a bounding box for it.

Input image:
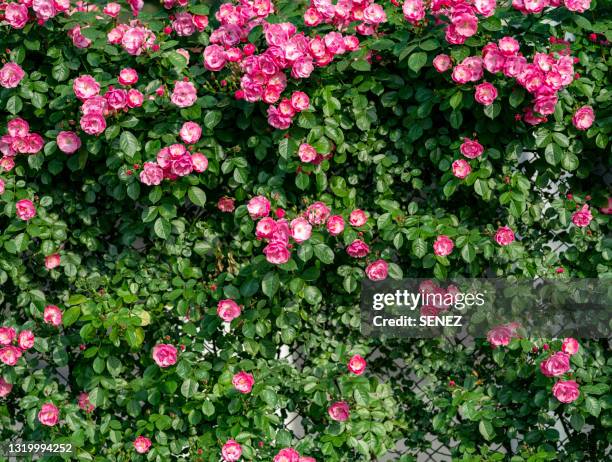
[0,0,611,461]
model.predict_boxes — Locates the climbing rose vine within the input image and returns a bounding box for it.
[0,0,610,461]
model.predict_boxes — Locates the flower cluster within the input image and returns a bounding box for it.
[107,20,157,56]
[512,0,591,14]
[540,338,581,403]
[2,0,69,29]
[303,0,387,36]
[0,118,43,172]
[0,325,34,368]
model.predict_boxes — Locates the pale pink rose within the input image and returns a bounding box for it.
[73,75,100,101]
[460,138,484,159]
[179,121,202,144]
[363,4,387,24]
[462,57,484,81]
[8,117,29,137]
[0,346,22,366]
[152,343,177,367]
[540,352,570,377]
[0,327,16,345]
[44,305,63,326]
[564,0,591,12]
[403,0,426,23]
[326,215,345,235]
[139,162,163,186]
[495,226,515,246]
[38,403,59,426]
[217,299,241,322]
[103,2,121,17]
[5,3,29,29]
[328,401,350,421]
[204,45,227,71]
[474,82,498,106]
[118,68,138,86]
[256,217,277,239]
[348,354,367,375]
[452,159,471,179]
[32,0,56,21]
[232,371,255,394]
[291,56,315,79]
[191,153,208,172]
[572,105,594,130]
[127,89,144,108]
[0,62,25,88]
[0,377,12,397]
[16,199,36,221]
[263,242,291,265]
[45,253,61,269]
[17,330,35,350]
[349,209,367,227]
[291,92,310,112]
[346,239,370,258]
[56,131,81,154]
[80,114,106,135]
[552,380,580,403]
[474,0,497,15]
[498,37,520,56]
[134,436,152,454]
[274,448,300,462]
[306,202,331,225]
[171,81,197,108]
[562,338,579,355]
[572,204,592,227]
[78,392,95,413]
[290,217,312,243]
[433,54,452,72]
[452,13,478,38]
[433,235,454,256]
[486,323,519,347]
[218,197,235,212]
[247,196,271,220]
[451,64,472,84]
[121,27,151,55]
[222,440,242,462]
[81,96,107,115]
[298,143,317,163]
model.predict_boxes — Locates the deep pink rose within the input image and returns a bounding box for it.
[366,259,388,281]
[274,448,300,462]
[152,343,177,367]
[572,204,592,227]
[139,162,164,186]
[103,88,128,111]
[495,226,515,246]
[191,153,208,172]
[290,92,310,112]
[263,242,291,265]
[118,68,138,86]
[44,305,63,326]
[38,403,59,426]
[0,377,12,397]
[0,327,16,345]
[349,209,368,227]
[306,202,331,225]
[16,199,36,221]
[564,0,591,13]
[298,143,317,163]
[552,380,580,403]
[474,82,498,106]
[433,235,454,256]
[81,96,107,115]
[126,89,144,108]
[572,105,595,130]
[540,352,570,377]
[134,436,152,454]
[218,197,235,212]
[498,37,520,56]
[73,75,100,101]
[232,371,255,393]
[433,54,452,72]
[460,138,484,159]
[222,440,242,462]
[0,62,25,88]
[562,338,579,355]
[45,253,61,269]
[56,131,81,154]
[204,45,227,71]
[217,299,241,322]
[486,323,519,347]
[348,354,367,375]
[247,196,271,220]
[5,3,29,29]
[80,114,107,136]
[179,121,202,144]
[17,330,35,350]
[78,392,95,413]
[346,239,370,258]
[290,217,312,243]
[172,12,196,36]
[0,346,22,366]
[103,2,121,17]
[452,159,471,179]
[328,401,350,421]
[256,217,277,239]
[326,215,345,236]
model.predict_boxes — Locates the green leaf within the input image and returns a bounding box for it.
[204,111,222,129]
[120,131,139,157]
[584,396,601,417]
[461,244,476,263]
[262,272,280,298]
[154,217,171,240]
[304,286,322,305]
[313,244,334,264]
[181,379,198,398]
[412,238,427,258]
[408,52,427,73]
[62,306,81,327]
[351,59,371,72]
[479,420,495,441]
[188,186,206,207]
[6,95,22,114]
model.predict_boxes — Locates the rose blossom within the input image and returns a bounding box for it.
[118,68,138,86]
[290,217,312,243]
[326,215,345,236]
[540,352,570,377]
[433,54,452,72]
[103,2,121,17]
[134,436,152,454]
[349,209,367,227]
[232,371,255,394]
[274,448,300,462]
[498,37,520,56]
[562,338,579,355]
[328,401,350,421]
[306,202,331,225]
[433,235,454,256]
[0,346,22,366]
[127,89,144,108]
[38,403,59,426]
[572,105,594,130]
[256,217,277,239]
[486,323,519,347]
[452,159,471,179]
[16,199,36,221]
[495,226,515,246]
[222,440,242,462]
[571,205,592,227]
[56,131,81,154]
[217,299,241,322]
[552,380,580,403]
[171,81,197,107]
[0,377,12,397]
[346,239,370,258]
[366,259,388,281]
[0,62,25,88]
[247,196,271,220]
[460,138,484,159]
[43,305,63,326]
[80,114,106,135]
[17,330,35,350]
[564,0,591,13]
[152,343,177,367]
[263,242,291,265]
[218,197,235,212]
[45,253,61,269]
[5,3,29,29]
[78,392,95,413]
[0,179,4,195]
[73,75,100,101]
[105,87,128,109]
[204,45,227,71]
[298,143,317,163]
[139,162,164,186]
[191,153,208,172]
[179,122,202,144]
[0,327,16,345]
[291,92,310,112]
[348,354,367,375]
[474,82,498,106]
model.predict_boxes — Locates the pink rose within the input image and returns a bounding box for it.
[5,3,29,29]
[564,0,591,12]
[56,131,81,154]
[222,440,242,462]
[103,2,121,17]
[256,217,277,239]
[43,305,63,326]
[172,12,196,36]
[498,37,520,56]
[134,436,152,454]
[326,215,345,236]
[263,242,291,265]
[193,14,208,31]
[204,45,227,71]
[433,54,452,72]
[486,323,519,347]
[552,380,580,403]
[232,371,255,394]
[139,162,164,186]
[572,105,595,130]
[127,89,144,108]
[8,117,29,137]
[81,96,107,115]
[291,56,315,79]
[328,401,350,421]
[474,82,498,106]
[403,0,426,23]
[152,343,178,368]
[179,121,202,144]
[217,299,241,322]
[349,209,368,227]
[73,75,100,101]
[348,354,367,375]
[298,143,318,163]
[291,92,310,112]
[0,377,12,397]
[38,403,59,426]
[0,62,25,88]
[495,226,515,246]
[16,199,36,221]
[218,197,235,212]
[452,13,478,38]
[103,87,127,109]
[451,65,472,84]
[80,114,107,136]
[247,196,271,220]
[540,351,570,377]
[17,330,35,350]
[346,239,370,258]
[474,0,497,15]
[290,217,312,243]
[364,4,387,24]
[572,204,592,227]
[452,159,471,179]
[433,235,454,256]
[171,81,197,108]
[0,346,22,366]
[0,327,16,345]
[306,202,331,225]
[274,448,300,462]
[561,338,579,355]
[118,68,139,86]
[191,153,208,172]
[0,179,4,195]
[366,259,388,281]
[78,392,95,413]
[460,138,484,159]
[45,253,61,269]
